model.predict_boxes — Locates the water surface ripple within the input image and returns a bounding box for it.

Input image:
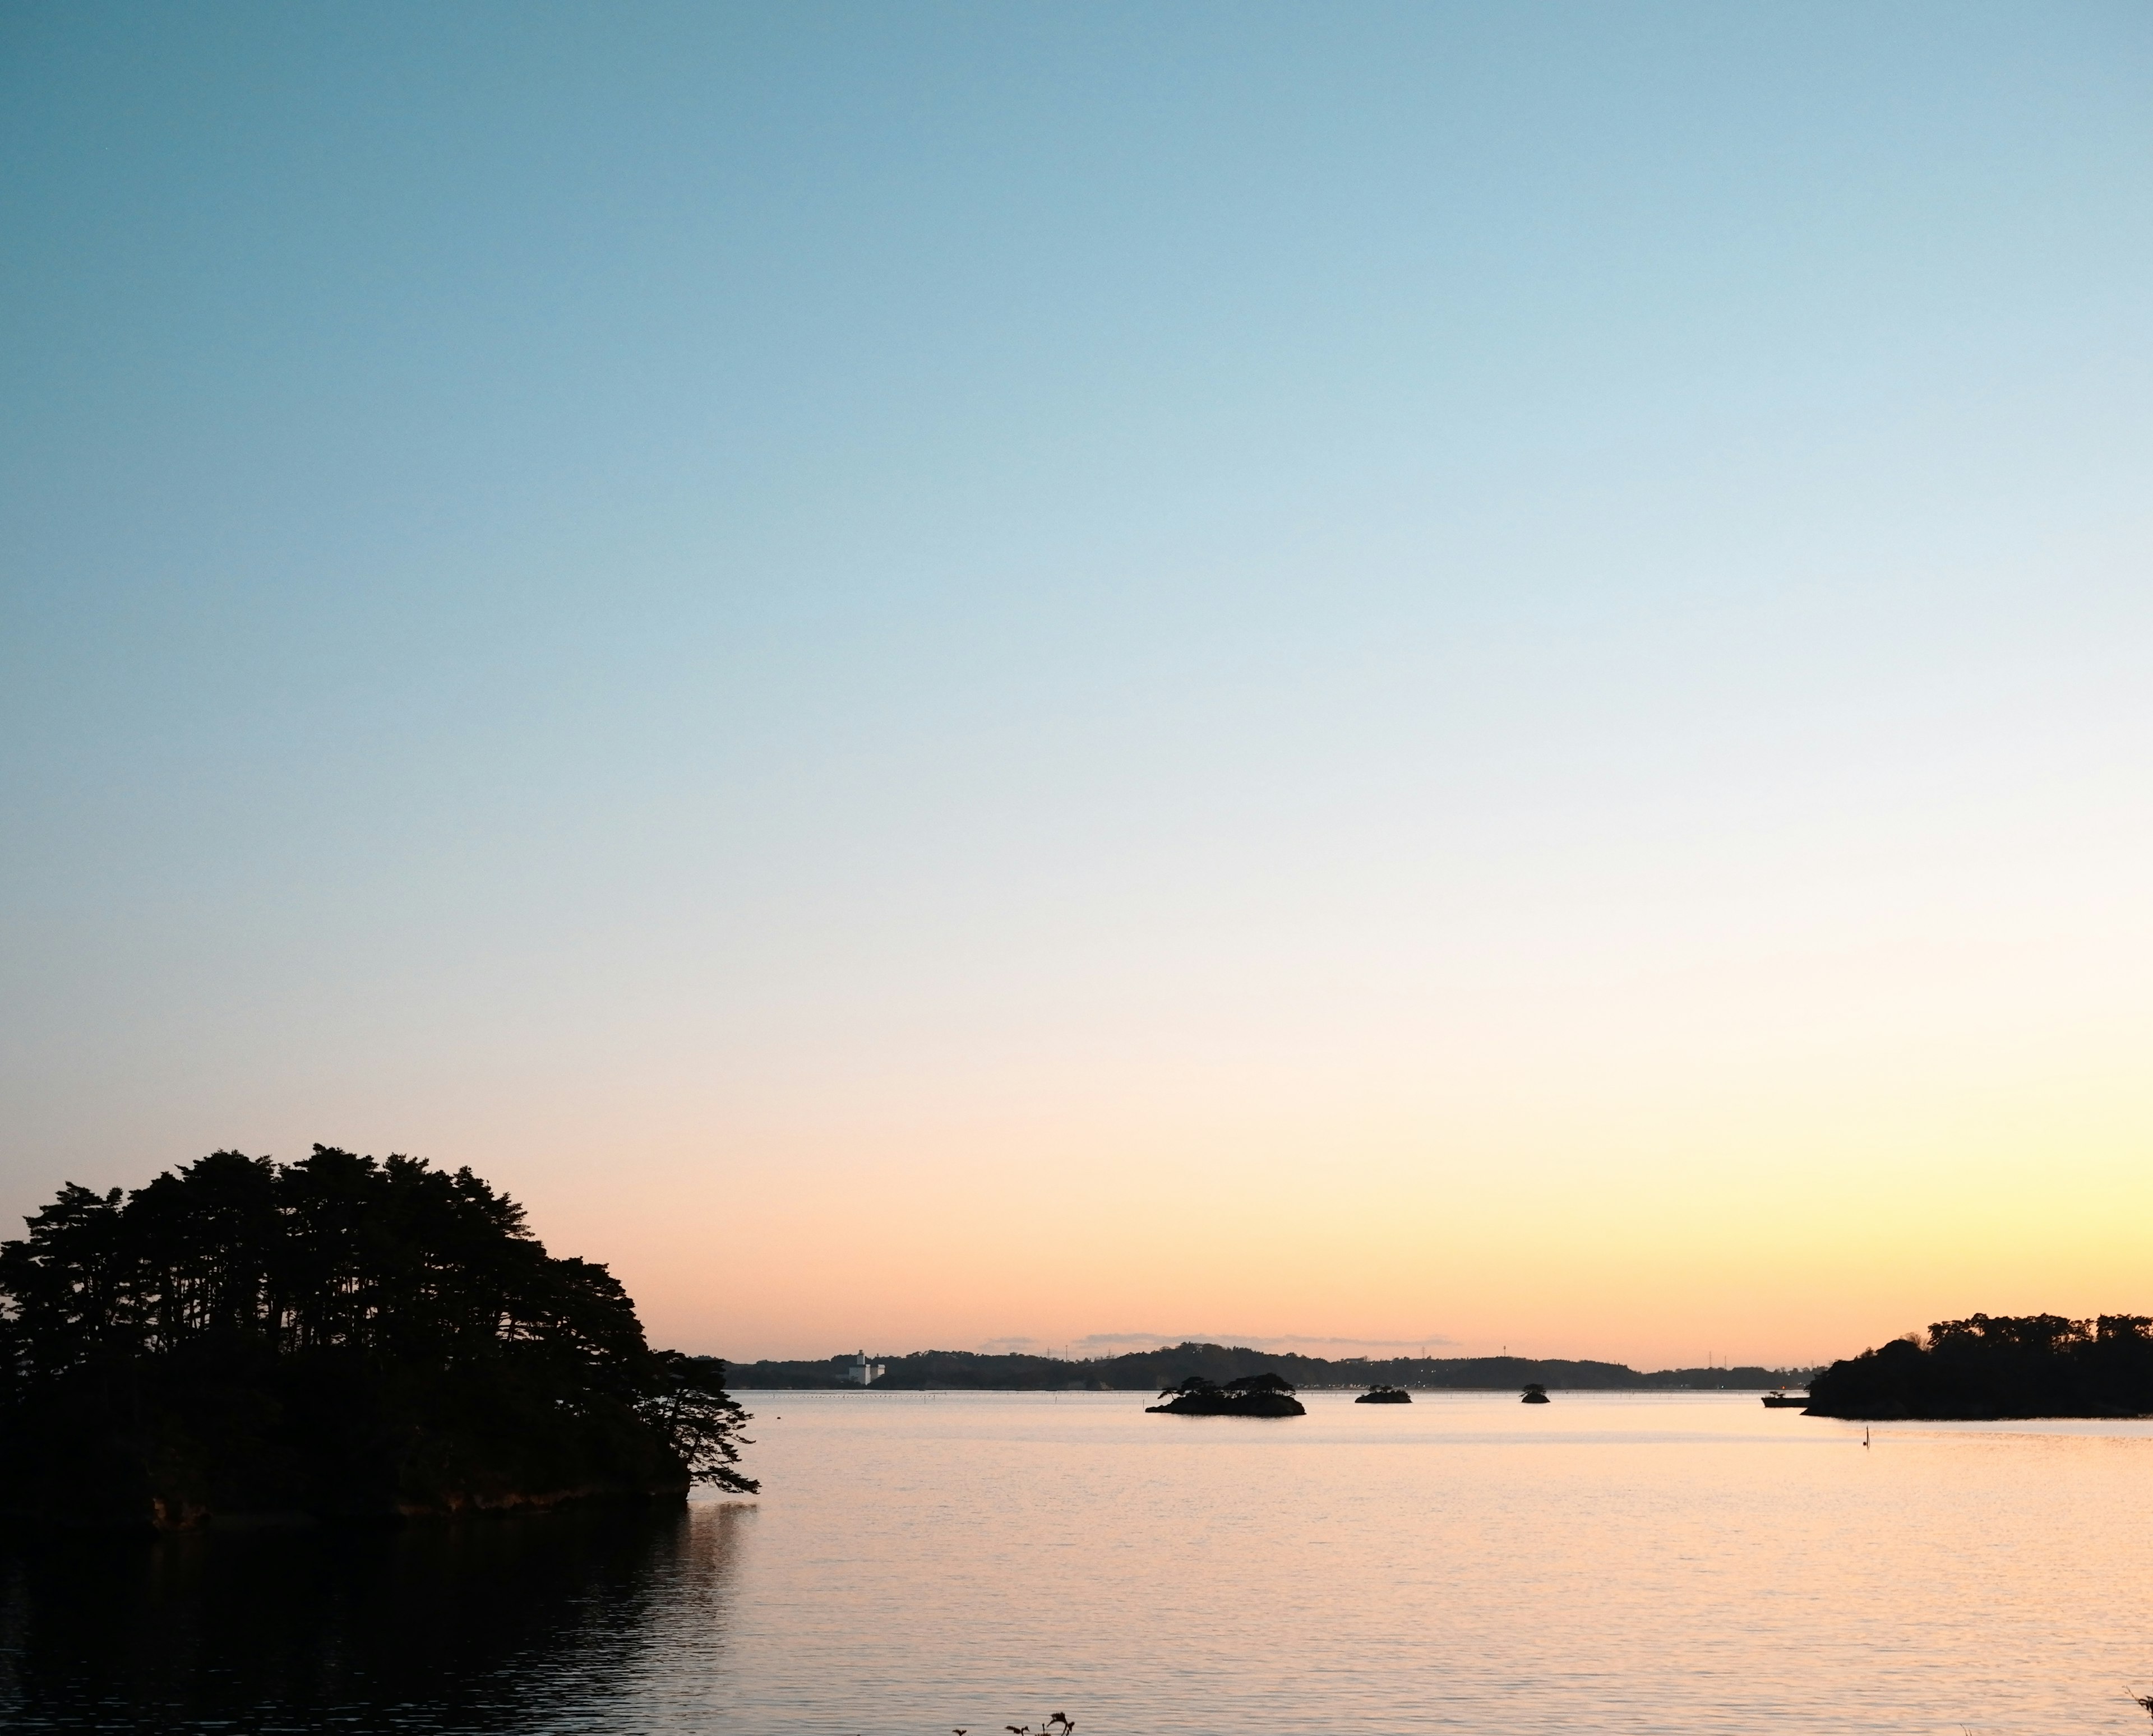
[4,1392,2148,1733]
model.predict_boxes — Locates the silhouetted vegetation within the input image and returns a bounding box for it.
[729,1342,1813,1392]
[1145,1373,1305,1416]
[0,1148,755,1526]
[1806,1314,2153,1419]
[1354,1383,1411,1404]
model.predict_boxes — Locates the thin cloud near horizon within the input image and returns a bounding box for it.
[970,1331,1465,1358]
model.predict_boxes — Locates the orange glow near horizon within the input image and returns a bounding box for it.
[467,952,2153,1371]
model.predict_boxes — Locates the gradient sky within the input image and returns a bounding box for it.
[4,2,2150,1369]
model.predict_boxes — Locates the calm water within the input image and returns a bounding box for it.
[5,1391,2152,1733]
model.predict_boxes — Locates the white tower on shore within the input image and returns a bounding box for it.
[842,1349,885,1386]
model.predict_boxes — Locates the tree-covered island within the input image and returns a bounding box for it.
[1147,1372,1305,1416]
[1805,1313,2153,1419]
[0,1148,755,1528]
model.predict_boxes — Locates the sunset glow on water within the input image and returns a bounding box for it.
[11,1392,2153,1733]
[703,1391,2153,1734]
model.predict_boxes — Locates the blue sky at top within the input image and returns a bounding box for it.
[3,2,2149,1359]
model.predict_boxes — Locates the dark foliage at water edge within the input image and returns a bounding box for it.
[0,1147,756,1526]
[1806,1313,2153,1419]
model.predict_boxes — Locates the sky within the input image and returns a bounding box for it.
[3,2,2150,1371]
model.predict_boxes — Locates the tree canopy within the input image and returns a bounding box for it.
[1806,1313,2153,1419]
[0,1147,755,1526]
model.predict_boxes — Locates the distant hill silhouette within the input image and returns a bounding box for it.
[1806,1314,2153,1419]
[0,1148,756,1527]
[730,1344,1811,1392]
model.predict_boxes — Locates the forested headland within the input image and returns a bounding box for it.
[732,1345,1813,1391]
[1805,1314,2153,1419]
[0,1148,755,1528]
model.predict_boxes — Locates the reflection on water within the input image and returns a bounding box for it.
[0,1502,749,1733]
[8,1394,2153,1733]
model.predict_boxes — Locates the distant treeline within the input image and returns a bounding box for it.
[732,1343,1813,1391]
[1807,1313,2153,1419]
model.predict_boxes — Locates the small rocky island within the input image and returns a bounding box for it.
[1355,1383,1411,1404]
[1147,1373,1306,1416]
[0,1147,758,1527]
[1521,1382,1550,1403]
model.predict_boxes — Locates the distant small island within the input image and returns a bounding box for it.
[1354,1383,1411,1404]
[1806,1313,2153,1420]
[1148,1373,1305,1416]
[0,1147,757,1528]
